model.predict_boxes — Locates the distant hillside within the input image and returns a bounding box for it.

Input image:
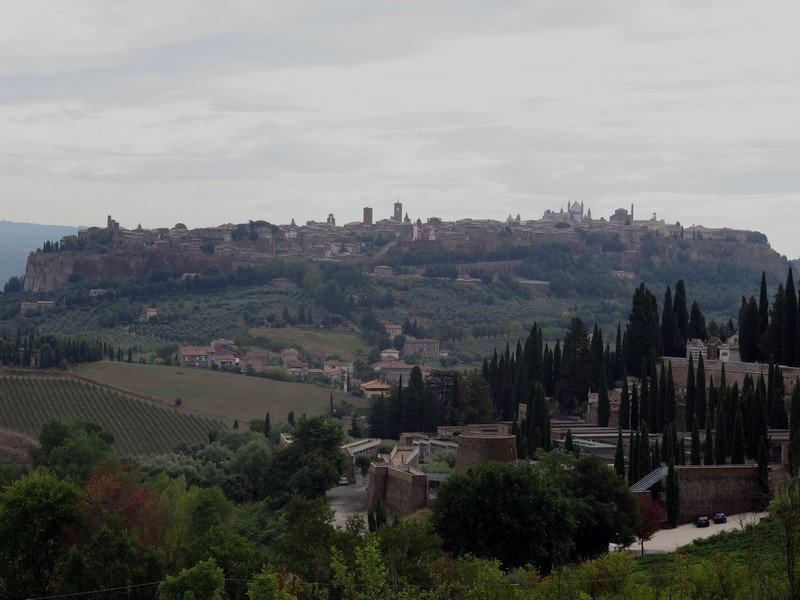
[0,221,75,286]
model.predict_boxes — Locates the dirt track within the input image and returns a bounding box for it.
[0,427,35,466]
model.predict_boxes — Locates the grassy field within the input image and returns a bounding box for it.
[73,362,364,426]
[248,326,371,361]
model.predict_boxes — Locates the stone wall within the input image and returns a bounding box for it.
[455,434,517,471]
[677,465,761,524]
[366,464,428,517]
[667,357,800,393]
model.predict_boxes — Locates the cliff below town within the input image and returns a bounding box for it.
[23,248,243,292]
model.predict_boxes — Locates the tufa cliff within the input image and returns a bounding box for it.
[23,247,243,292]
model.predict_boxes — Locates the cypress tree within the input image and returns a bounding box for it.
[770,388,789,429]
[614,427,625,479]
[629,430,638,483]
[662,423,674,464]
[651,441,662,496]
[758,271,769,358]
[738,295,759,362]
[529,382,551,452]
[689,300,707,340]
[597,367,610,427]
[590,324,603,393]
[661,286,677,356]
[631,383,640,429]
[757,437,771,508]
[233,419,239,430]
[708,376,716,417]
[511,341,527,413]
[664,362,676,429]
[449,373,461,426]
[714,403,727,465]
[725,383,737,456]
[513,418,525,459]
[564,428,574,454]
[619,371,630,430]
[604,344,613,390]
[674,279,689,354]
[614,323,624,383]
[731,410,745,464]
[264,412,271,437]
[652,362,664,433]
[500,344,513,420]
[661,285,678,357]
[685,355,696,432]
[375,498,387,529]
[690,414,701,465]
[666,461,680,528]
[703,410,714,466]
[552,340,562,395]
[696,354,707,429]
[542,344,554,396]
[765,285,785,364]
[637,422,651,483]
[639,360,649,428]
[785,268,798,367]
[625,283,662,377]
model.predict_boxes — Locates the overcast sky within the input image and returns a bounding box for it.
[2,1,799,257]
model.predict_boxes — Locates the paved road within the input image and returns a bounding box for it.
[326,477,369,528]
[637,512,766,554]
[327,482,766,555]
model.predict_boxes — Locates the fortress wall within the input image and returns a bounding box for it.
[367,464,428,516]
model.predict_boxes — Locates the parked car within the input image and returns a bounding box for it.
[694,515,710,527]
[338,476,349,486]
[713,512,727,524]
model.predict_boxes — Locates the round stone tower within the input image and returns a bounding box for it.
[455,433,518,471]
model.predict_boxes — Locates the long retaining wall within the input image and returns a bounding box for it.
[666,357,800,392]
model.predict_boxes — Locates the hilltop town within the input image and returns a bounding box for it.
[22,201,779,293]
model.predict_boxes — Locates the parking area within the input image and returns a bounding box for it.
[639,512,766,554]
[326,478,369,528]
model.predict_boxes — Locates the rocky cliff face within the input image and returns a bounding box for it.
[23,248,243,292]
[645,238,788,278]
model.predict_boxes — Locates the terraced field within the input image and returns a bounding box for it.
[0,375,224,456]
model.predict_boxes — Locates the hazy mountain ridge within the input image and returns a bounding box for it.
[0,221,76,286]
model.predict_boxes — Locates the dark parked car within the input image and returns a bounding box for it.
[713,512,727,524]
[694,515,710,527]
